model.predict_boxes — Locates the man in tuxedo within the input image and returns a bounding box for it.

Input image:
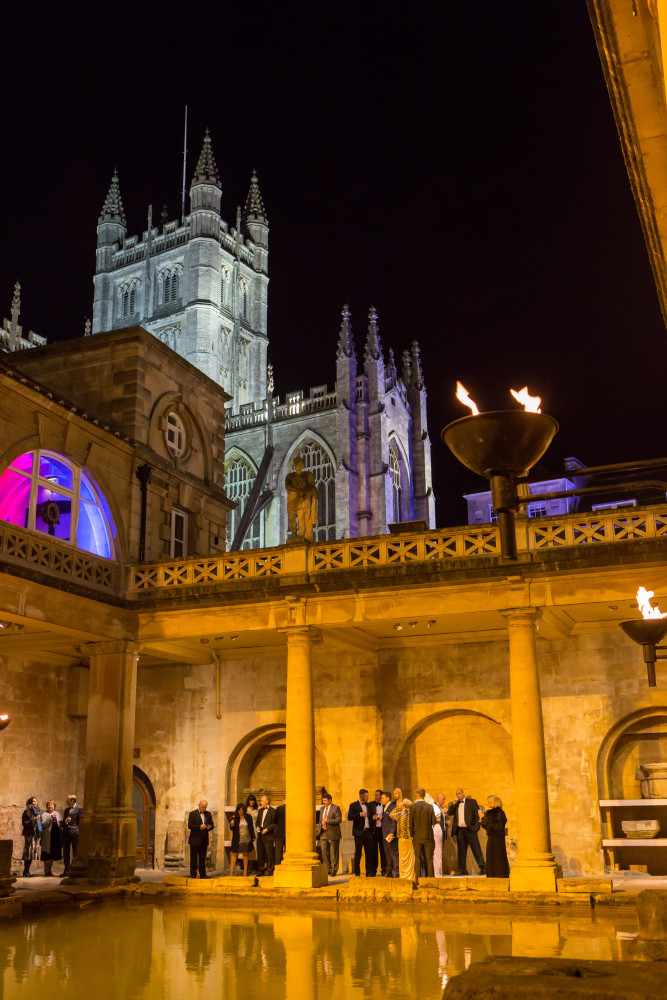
[380,791,399,877]
[62,794,83,874]
[347,788,375,876]
[447,787,486,875]
[409,787,437,878]
[371,789,386,876]
[187,798,215,879]
[274,799,286,867]
[319,792,342,876]
[256,794,277,876]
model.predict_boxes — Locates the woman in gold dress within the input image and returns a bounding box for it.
[393,797,416,883]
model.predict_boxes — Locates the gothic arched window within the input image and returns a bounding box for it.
[0,450,116,559]
[389,443,402,523]
[162,268,180,305]
[225,457,263,549]
[300,441,336,541]
[119,280,139,318]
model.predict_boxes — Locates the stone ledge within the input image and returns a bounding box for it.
[557,877,613,893]
[442,956,665,999]
[0,896,21,920]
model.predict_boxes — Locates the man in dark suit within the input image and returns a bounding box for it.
[62,793,83,874]
[255,794,277,876]
[274,799,286,867]
[447,787,486,875]
[319,792,342,876]
[188,798,215,878]
[380,791,399,877]
[409,787,437,878]
[348,788,375,876]
[371,789,386,876]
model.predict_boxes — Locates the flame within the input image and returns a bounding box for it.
[637,586,667,620]
[510,386,541,413]
[0,715,7,722]
[455,381,479,416]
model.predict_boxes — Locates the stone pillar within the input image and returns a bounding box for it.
[273,627,328,888]
[68,640,141,883]
[503,609,560,892]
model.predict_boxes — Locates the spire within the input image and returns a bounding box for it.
[387,347,398,385]
[402,349,412,386]
[337,304,355,359]
[244,171,268,223]
[99,170,126,226]
[192,130,221,187]
[410,340,424,390]
[364,306,382,362]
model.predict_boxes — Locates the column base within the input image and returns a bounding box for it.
[272,854,328,888]
[0,876,16,897]
[510,861,562,893]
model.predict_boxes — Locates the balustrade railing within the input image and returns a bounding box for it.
[0,523,118,591]
[125,506,667,594]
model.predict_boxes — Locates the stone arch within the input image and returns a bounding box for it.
[279,429,337,542]
[388,432,411,522]
[597,706,667,800]
[225,724,330,805]
[392,708,514,814]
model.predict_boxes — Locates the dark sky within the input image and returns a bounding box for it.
[3,5,665,527]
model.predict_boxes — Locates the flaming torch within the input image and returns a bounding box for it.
[0,714,10,732]
[442,383,558,559]
[620,587,667,687]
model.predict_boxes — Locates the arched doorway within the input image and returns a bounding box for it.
[132,766,156,868]
[393,710,514,874]
[227,725,330,803]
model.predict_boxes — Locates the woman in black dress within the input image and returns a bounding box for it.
[229,803,255,876]
[481,795,510,878]
[21,796,41,877]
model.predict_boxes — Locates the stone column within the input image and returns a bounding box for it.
[68,639,141,883]
[273,627,328,888]
[503,609,560,892]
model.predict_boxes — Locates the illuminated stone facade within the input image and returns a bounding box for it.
[92,134,435,547]
[0,329,666,883]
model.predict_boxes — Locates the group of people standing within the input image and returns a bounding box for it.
[188,785,510,881]
[346,786,510,881]
[20,795,82,877]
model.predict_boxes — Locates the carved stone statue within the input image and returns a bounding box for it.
[285,456,318,542]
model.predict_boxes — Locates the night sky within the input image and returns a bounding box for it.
[3,5,666,527]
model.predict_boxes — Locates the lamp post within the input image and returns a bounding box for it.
[619,618,667,687]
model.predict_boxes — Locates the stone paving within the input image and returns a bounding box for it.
[3,868,666,918]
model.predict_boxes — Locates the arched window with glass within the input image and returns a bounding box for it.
[0,450,116,559]
[300,441,336,541]
[225,456,263,549]
[389,443,402,523]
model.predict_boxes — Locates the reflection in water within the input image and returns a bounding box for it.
[0,902,638,1000]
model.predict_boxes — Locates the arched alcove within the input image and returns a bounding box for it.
[394,710,513,806]
[226,724,330,804]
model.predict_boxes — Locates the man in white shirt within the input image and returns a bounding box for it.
[347,789,375,876]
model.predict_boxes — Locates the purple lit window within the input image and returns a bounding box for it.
[0,450,115,560]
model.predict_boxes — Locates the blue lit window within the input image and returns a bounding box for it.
[0,450,116,559]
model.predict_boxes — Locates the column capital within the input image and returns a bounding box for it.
[279,626,320,643]
[501,607,541,627]
[80,639,142,658]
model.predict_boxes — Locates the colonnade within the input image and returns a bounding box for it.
[72,613,558,891]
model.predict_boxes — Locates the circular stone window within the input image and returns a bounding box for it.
[165,411,187,458]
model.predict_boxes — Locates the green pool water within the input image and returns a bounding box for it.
[0,902,639,999]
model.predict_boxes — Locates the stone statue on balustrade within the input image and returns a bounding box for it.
[285,456,318,542]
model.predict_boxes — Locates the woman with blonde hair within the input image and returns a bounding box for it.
[480,795,509,878]
[392,796,416,883]
[40,800,62,877]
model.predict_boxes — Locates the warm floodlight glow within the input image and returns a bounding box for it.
[510,386,541,413]
[637,586,667,620]
[455,381,479,416]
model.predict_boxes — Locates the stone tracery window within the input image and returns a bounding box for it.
[0,450,115,559]
[118,279,140,318]
[161,265,182,305]
[300,441,336,541]
[225,456,263,549]
[389,443,402,523]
